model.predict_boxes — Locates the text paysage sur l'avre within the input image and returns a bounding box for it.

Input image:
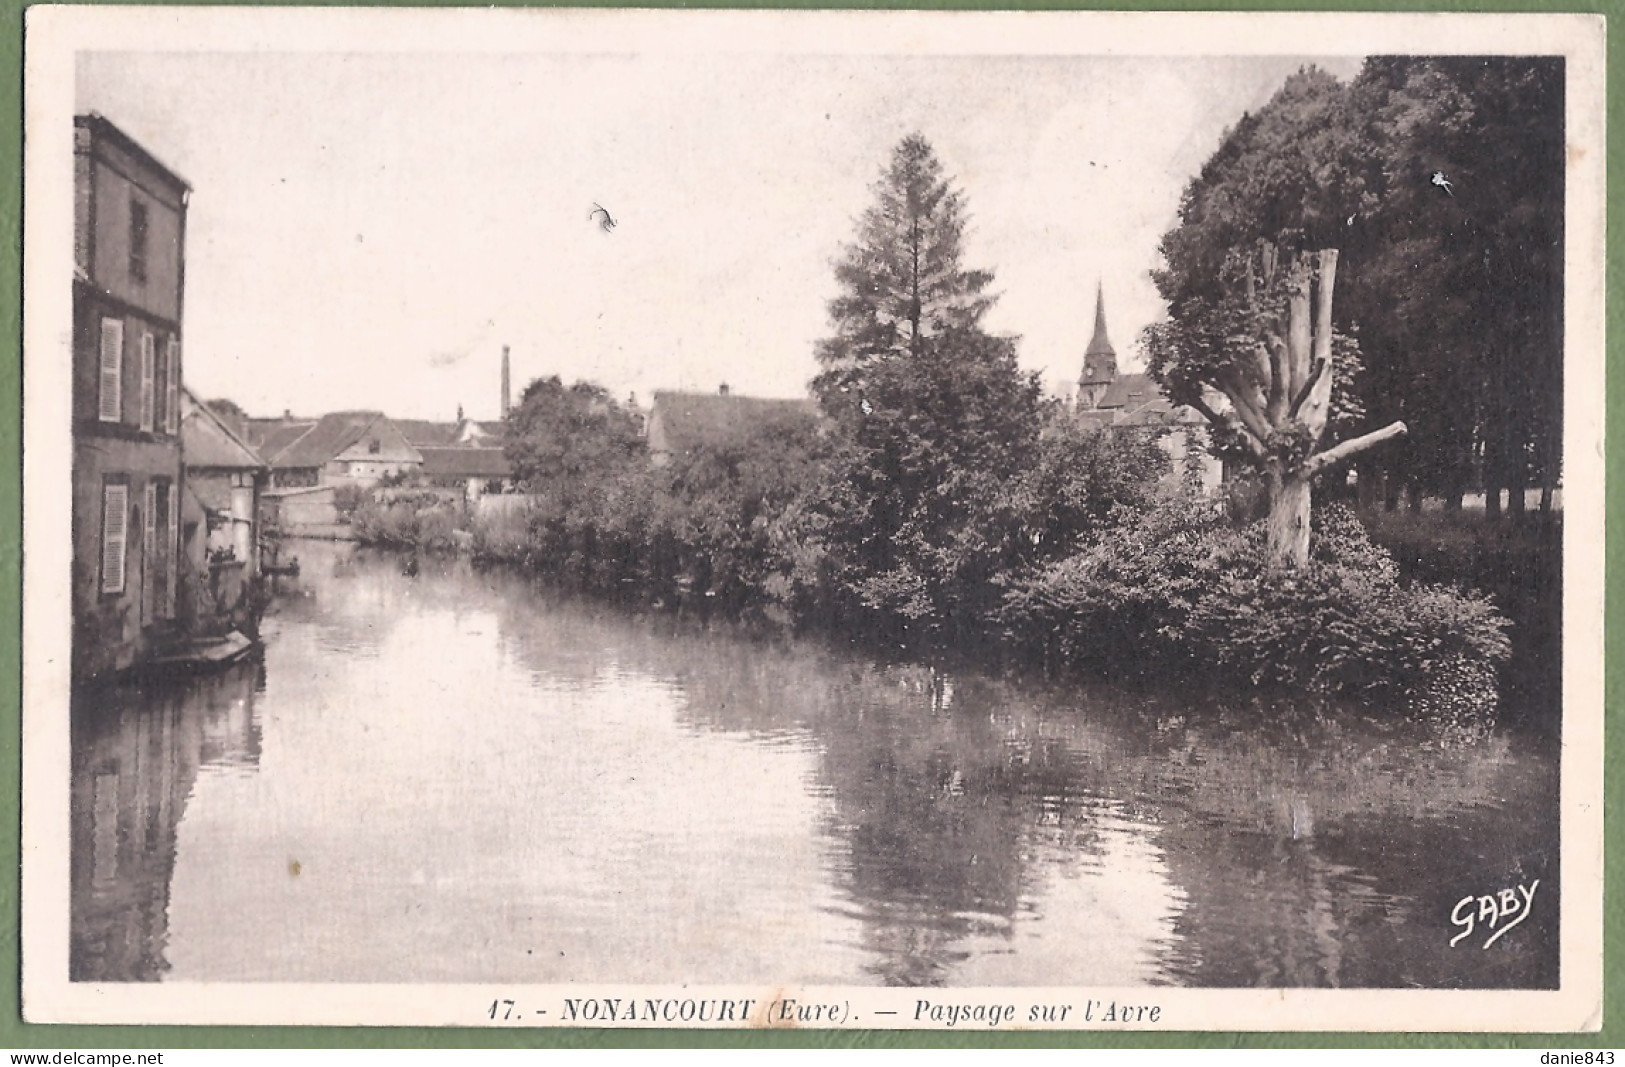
[542,997,1161,1027]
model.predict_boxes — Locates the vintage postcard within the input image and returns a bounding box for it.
[20,6,1605,1031]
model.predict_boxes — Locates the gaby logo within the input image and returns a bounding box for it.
[1450,879,1539,949]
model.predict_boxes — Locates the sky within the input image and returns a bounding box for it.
[78,50,1364,421]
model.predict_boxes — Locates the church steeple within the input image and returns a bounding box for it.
[1077,282,1118,409]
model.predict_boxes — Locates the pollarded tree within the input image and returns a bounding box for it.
[1143,68,1407,569]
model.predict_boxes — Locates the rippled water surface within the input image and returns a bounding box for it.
[71,539,1559,986]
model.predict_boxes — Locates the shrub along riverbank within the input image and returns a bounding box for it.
[351,411,1518,723]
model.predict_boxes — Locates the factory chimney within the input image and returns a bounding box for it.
[501,345,511,419]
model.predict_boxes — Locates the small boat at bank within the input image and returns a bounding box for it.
[148,630,260,673]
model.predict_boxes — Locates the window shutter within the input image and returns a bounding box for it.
[98,319,124,422]
[165,481,179,617]
[142,482,157,621]
[101,483,128,594]
[139,333,155,432]
[166,337,180,434]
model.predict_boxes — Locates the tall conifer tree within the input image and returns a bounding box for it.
[812,134,1041,643]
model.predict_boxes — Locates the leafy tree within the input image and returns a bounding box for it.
[205,397,251,439]
[206,397,247,420]
[1143,68,1406,569]
[662,405,834,609]
[503,377,645,504]
[1006,407,1172,567]
[812,135,1044,643]
[1343,57,1564,517]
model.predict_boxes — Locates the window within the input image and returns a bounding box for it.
[100,482,128,594]
[129,199,148,284]
[97,318,123,422]
[139,331,156,432]
[165,337,180,434]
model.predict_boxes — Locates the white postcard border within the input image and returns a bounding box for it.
[20,6,1607,1032]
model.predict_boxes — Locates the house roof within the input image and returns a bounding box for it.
[246,419,319,461]
[419,447,512,479]
[1079,373,1207,430]
[271,411,392,469]
[76,112,192,193]
[454,419,505,441]
[649,391,819,455]
[1096,373,1164,411]
[395,419,461,447]
[181,386,268,471]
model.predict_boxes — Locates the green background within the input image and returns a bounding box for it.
[0,0,1617,1049]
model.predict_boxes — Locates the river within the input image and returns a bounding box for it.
[70,538,1559,987]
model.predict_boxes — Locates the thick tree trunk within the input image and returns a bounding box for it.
[1406,483,1423,512]
[1266,470,1313,570]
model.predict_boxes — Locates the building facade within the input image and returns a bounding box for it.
[72,114,190,681]
[179,388,269,634]
[418,446,514,503]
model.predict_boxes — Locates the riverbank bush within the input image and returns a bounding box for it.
[351,491,462,552]
[1358,506,1560,730]
[360,428,1516,713]
[1000,500,1510,705]
[469,504,534,565]
[332,483,368,521]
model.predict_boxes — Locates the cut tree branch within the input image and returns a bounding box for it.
[1304,421,1408,476]
[1266,335,1289,422]
[1288,355,1330,420]
[1285,268,1313,400]
[1219,372,1275,447]
[1313,250,1338,367]
[1189,394,1265,458]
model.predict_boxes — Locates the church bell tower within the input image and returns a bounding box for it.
[1077,282,1118,410]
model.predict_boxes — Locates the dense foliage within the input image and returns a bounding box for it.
[351,489,463,552]
[1000,499,1510,705]
[1342,57,1564,517]
[505,376,647,499]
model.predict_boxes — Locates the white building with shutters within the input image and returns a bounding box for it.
[72,114,189,681]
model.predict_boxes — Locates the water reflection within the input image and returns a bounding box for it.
[70,663,265,981]
[70,540,1559,987]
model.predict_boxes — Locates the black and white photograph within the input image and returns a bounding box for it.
[20,7,1604,1031]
